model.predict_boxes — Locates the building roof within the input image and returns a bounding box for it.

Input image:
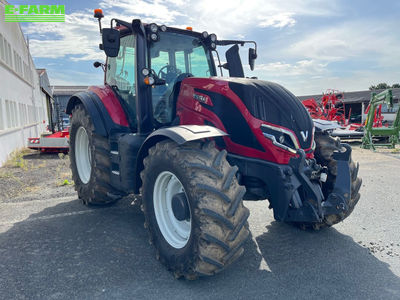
[36,69,52,97]
[51,85,89,96]
[297,88,400,104]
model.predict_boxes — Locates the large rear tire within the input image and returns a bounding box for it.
[69,104,122,205]
[140,140,250,279]
[314,133,362,228]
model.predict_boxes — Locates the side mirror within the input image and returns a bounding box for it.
[101,28,120,57]
[248,48,257,71]
[93,61,102,68]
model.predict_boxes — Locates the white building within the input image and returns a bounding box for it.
[0,0,49,166]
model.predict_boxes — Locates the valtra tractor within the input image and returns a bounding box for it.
[66,9,362,279]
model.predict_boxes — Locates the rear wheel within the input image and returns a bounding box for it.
[314,133,362,228]
[69,104,122,205]
[140,140,250,279]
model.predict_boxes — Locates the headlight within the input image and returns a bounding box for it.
[261,124,300,154]
[210,33,217,42]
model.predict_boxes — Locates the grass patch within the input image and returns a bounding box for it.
[58,179,73,186]
[0,171,15,179]
[4,148,31,170]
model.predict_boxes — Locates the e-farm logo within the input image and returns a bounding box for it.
[4,5,65,22]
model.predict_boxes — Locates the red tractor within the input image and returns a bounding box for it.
[66,10,361,279]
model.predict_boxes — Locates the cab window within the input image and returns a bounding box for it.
[106,35,136,127]
[149,32,215,125]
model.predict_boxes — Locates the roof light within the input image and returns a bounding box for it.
[210,33,217,42]
[186,26,193,31]
[202,31,208,39]
[160,25,167,32]
[94,8,104,19]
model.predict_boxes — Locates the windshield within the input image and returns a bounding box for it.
[149,31,215,125]
[149,31,215,79]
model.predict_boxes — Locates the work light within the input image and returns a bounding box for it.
[149,23,158,33]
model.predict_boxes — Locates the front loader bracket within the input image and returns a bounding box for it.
[321,144,352,216]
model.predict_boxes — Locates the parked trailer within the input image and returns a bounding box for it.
[28,129,69,153]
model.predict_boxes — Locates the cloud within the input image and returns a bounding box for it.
[285,19,400,66]
[46,68,104,85]
[255,60,328,77]
[21,0,400,95]
[258,13,296,28]
[23,0,339,61]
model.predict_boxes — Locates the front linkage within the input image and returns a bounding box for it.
[286,144,352,224]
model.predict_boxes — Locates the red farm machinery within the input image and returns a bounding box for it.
[65,9,362,279]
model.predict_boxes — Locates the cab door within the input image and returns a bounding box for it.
[105,34,137,129]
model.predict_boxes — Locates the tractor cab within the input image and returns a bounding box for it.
[94,12,257,133]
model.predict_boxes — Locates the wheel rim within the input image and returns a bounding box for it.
[153,171,191,249]
[75,126,92,184]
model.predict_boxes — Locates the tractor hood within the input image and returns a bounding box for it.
[226,78,314,149]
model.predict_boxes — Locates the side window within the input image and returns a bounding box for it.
[106,35,136,127]
[189,46,211,77]
[106,35,135,93]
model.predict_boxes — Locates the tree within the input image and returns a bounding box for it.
[392,83,400,88]
[369,83,390,90]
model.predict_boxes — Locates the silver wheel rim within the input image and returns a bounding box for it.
[153,171,191,249]
[75,126,92,184]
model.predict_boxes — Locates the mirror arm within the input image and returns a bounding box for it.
[110,18,133,31]
[213,50,223,76]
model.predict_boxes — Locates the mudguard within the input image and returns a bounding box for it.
[66,91,129,137]
[144,125,227,145]
[133,125,227,193]
[313,119,341,133]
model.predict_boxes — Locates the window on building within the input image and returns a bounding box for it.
[0,34,5,62]
[23,62,32,84]
[7,42,13,68]
[13,51,23,75]
[21,104,27,126]
[5,100,10,128]
[27,105,31,124]
[0,98,4,130]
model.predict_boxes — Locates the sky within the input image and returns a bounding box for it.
[12,0,400,95]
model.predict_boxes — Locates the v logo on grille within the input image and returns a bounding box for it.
[300,131,308,142]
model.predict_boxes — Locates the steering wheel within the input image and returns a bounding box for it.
[157,65,181,84]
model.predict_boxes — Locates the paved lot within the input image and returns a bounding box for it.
[0,147,400,299]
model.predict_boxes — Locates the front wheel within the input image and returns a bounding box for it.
[69,104,122,205]
[140,140,249,279]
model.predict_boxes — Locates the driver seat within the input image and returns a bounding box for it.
[154,73,192,125]
[168,73,192,123]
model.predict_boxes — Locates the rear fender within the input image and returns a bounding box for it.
[66,91,108,137]
[66,90,129,137]
[133,125,227,193]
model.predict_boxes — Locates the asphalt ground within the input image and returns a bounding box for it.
[0,146,399,299]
